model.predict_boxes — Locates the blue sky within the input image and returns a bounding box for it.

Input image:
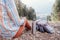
[21,0,55,17]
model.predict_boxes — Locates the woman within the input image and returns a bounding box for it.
[0,0,31,39]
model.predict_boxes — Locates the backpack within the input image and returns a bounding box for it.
[36,20,55,34]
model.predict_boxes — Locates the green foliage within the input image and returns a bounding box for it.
[27,7,36,20]
[52,0,60,21]
[47,16,51,21]
[15,0,36,20]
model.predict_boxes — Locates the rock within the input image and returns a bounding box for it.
[57,31,60,34]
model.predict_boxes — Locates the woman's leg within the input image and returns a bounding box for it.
[24,18,31,30]
[13,24,25,38]
[13,17,31,38]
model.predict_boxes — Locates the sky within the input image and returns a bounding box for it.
[21,0,55,17]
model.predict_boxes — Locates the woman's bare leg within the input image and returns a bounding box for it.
[13,17,31,39]
[24,17,31,30]
[13,25,25,38]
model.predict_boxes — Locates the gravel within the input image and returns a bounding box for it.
[13,25,60,40]
[1,21,60,40]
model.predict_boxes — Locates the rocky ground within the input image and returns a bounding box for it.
[1,21,60,40]
[13,21,60,40]
[16,27,60,40]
